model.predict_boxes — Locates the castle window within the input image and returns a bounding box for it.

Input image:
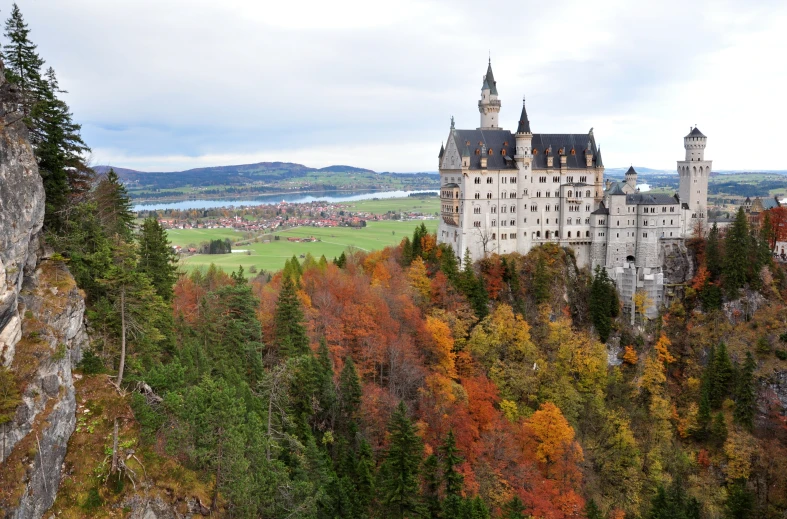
[492,220,496,226]
[570,148,576,156]
[473,207,481,214]
[567,176,574,183]
[474,193,480,199]
[488,148,493,155]
[553,176,560,183]
[546,191,551,198]
[492,233,496,240]
[501,206,507,213]
[546,205,551,211]
[533,148,538,155]
[568,190,573,197]
[581,177,587,183]
[585,218,589,224]
[501,234,507,239]
[510,177,517,183]
[501,149,506,156]
[568,231,572,237]
[662,207,666,212]
[510,219,515,226]
[475,177,481,184]
[546,219,549,224]
[491,205,496,213]
[536,231,541,238]
[524,218,527,223]
[474,221,481,227]
[531,205,537,212]
[524,189,528,195]
[586,205,590,212]
[487,177,493,184]
[567,218,572,225]
[487,193,492,199]
[586,231,590,237]
[616,233,619,238]
[511,206,516,213]
[586,190,591,197]
[536,191,541,198]
[475,149,480,155]
[643,232,648,238]
[510,192,516,199]
[539,176,547,183]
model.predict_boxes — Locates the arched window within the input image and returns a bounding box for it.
[491,205,497,213]
[586,190,591,197]
[533,148,538,155]
[474,177,481,184]
[474,193,480,199]
[568,190,573,197]
[475,149,480,155]
[488,148,493,155]
[585,230,590,237]
[501,149,506,156]
[536,231,541,238]
[487,192,492,199]
[545,230,551,239]
[567,231,572,238]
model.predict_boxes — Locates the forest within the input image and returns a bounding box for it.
[1,3,787,518]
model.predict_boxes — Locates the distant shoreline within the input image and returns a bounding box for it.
[130,186,439,204]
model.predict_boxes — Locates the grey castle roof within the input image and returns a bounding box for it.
[625,193,680,206]
[625,166,637,176]
[607,183,626,195]
[443,182,459,188]
[591,202,609,215]
[761,197,781,210]
[438,142,444,159]
[483,60,498,95]
[595,147,604,168]
[531,133,600,169]
[688,127,705,137]
[452,129,517,169]
[517,100,531,134]
[450,129,602,170]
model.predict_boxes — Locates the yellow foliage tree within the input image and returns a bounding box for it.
[424,315,456,379]
[623,345,638,365]
[524,402,583,470]
[407,256,431,301]
[654,334,676,365]
[724,429,759,483]
[633,290,653,321]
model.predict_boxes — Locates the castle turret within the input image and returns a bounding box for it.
[677,126,711,226]
[625,166,637,189]
[515,97,532,169]
[478,59,501,129]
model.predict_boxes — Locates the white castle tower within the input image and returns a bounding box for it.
[678,126,711,224]
[478,59,501,129]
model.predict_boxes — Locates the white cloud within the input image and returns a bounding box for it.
[16,0,787,172]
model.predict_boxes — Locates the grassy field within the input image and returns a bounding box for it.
[167,228,248,248]
[173,219,438,275]
[342,196,439,214]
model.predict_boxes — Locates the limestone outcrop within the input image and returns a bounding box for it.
[0,67,87,518]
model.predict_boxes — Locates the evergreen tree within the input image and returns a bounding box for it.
[757,211,773,268]
[441,430,464,518]
[502,495,528,519]
[723,207,750,295]
[590,265,617,342]
[354,440,375,517]
[711,342,734,408]
[706,222,722,281]
[94,169,134,242]
[138,217,178,302]
[378,402,424,519]
[2,3,44,118]
[338,356,362,436]
[532,255,550,305]
[401,237,414,266]
[412,223,428,260]
[439,244,460,286]
[649,477,701,519]
[694,386,712,440]
[273,275,310,357]
[733,352,757,430]
[710,411,728,447]
[725,479,754,519]
[584,499,603,519]
[459,249,488,319]
[335,251,347,268]
[422,454,441,519]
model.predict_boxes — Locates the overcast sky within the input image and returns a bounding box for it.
[15,0,787,172]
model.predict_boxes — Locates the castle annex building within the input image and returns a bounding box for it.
[438,60,710,318]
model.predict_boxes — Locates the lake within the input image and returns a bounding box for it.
[133,189,438,211]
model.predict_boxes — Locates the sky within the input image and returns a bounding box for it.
[15,0,787,173]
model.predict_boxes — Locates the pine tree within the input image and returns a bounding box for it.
[354,440,375,517]
[723,207,750,295]
[711,342,734,408]
[758,211,773,268]
[502,495,527,519]
[401,237,414,266]
[584,499,602,519]
[649,477,701,519]
[710,412,728,447]
[138,217,178,302]
[459,249,488,319]
[725,479,754,519]
[694,387,712,440]
[378,401,424,519]
[2,4,44,118]
[335,251,347,268]
[590,265,616,342]
[706,222,722,281]
[439,244,460,286]
[733,352,756,430]
[412,223,428,260]
[94,169,134,242]
[273,275,310,357]
[441,430,464,518]
[338,356,362,425]
[422,454,441,519]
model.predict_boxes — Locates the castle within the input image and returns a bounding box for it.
[437,60,710,319]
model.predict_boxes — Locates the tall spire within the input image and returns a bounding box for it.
[517,96,531,133]
[595,147,604,168]
[438,142,444,159]
[483,59,498,96]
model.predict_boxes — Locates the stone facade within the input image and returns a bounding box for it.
[438,61,708,319]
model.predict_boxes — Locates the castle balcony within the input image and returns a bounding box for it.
[478,99,501,109]
[441,212,460,226]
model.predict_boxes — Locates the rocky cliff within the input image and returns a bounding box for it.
[0,68,87,518]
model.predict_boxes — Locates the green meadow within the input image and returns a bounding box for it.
[342,196,439,214]
[172,219,438,275]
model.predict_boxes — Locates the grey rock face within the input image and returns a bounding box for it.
[0,68,87,519]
